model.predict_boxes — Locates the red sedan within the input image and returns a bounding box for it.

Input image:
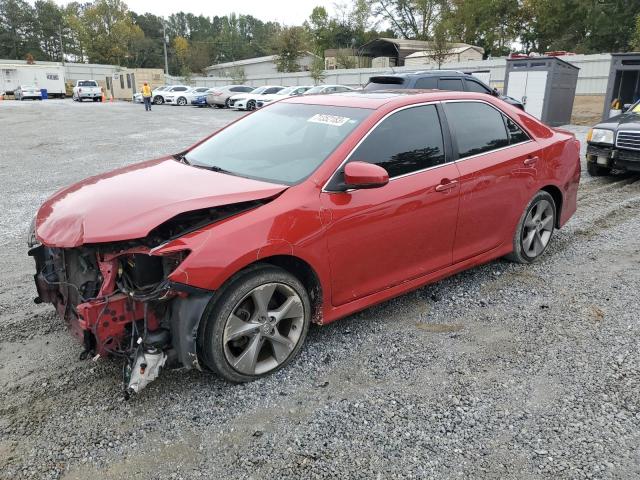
[29,91,580,393]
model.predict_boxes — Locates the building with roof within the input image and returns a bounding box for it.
[357,38,484,68]
[204,53,318,77]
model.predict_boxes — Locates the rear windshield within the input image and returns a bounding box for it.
[184,103,372,185]
[363,77,407,91]
[78,81,98,87]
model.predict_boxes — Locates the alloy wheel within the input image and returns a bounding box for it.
[178,97,186,106]
[223,282,305,375]
[521,199,554,258]
[247,100,256,110]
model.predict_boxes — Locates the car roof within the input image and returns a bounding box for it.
[283,89,499,110]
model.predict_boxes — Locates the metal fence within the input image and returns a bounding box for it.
[0,53,613,96]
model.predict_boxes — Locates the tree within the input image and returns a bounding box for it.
[427,21,452,67]
[0,0,39,59]
[33,0,64,61]
[369,0,443,39]
[309,56,326,85]
[273,26,307,72]
[80,0,143,65]
[633,14,640,50]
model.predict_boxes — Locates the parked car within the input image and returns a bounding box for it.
[163,86,201,106]
[229,85,285,110]
[364,71,525,110]
[29,90,580,394]
[190,88,215,107]
[152,85,190,105]
[14,85,42,100]
[303,85,355,95]
[206,85,255,108]
[256,86,312,108]
[72,80,102,102]
[585,99,640,176]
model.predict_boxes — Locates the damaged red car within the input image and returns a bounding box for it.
[29,91,580,394]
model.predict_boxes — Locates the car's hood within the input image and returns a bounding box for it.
[36,157,288,247]
[595,112,640,131]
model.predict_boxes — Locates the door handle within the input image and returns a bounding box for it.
[435,180,458,192]
[524,156,539,166]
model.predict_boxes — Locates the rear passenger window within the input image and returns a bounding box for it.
[444,102,509,158]
[465,80,491,94]
[438,78,464,91]
[503,115,530,144]
[349,105,446,178]
[414,77,438,89]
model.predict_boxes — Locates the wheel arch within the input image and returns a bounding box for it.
[540,184,563,228]
[240,255,324,325]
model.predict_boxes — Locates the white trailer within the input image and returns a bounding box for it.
[0,63,66,97]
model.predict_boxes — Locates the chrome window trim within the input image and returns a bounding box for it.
[322,99,534,192]
[616,130,640,151]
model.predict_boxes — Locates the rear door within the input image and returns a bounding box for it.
[443,101,540,263]
[321,104,461,306]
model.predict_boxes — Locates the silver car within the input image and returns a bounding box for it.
[15,85,42,100]
[206,85,255,108]
[303,85,355,95]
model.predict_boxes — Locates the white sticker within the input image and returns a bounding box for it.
[308,114,350,127]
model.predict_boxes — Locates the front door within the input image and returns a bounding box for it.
[321,104,461,306]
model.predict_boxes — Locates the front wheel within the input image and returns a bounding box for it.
[177,96,187,106]
[247,100,256,111]
[199,266,311,383]
[587,161,612,177]
[506,191,556,264]
[153,96,163,105]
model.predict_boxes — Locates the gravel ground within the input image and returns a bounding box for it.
[1,100,639,480]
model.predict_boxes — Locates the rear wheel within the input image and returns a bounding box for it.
[199,266,310,383]
[506,191,556,264]
[587,161,612,177]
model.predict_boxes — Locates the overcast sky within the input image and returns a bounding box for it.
[53,0,337,25]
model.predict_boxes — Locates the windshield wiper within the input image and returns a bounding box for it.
[206,165,234,174]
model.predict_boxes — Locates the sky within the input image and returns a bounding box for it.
[53,0,338,25]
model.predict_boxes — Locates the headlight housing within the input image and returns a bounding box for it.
[587,128,614,145]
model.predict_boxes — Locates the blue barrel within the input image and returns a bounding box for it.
[40,88,48,99]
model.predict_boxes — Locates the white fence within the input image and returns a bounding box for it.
[189,53,612,96]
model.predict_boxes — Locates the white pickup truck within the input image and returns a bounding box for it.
[72,80,102,102]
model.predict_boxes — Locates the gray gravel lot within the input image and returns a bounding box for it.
[0,100,639,479]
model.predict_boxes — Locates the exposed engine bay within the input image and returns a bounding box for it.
[28,201,266,396]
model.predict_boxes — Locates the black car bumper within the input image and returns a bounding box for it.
[586,144,640,172]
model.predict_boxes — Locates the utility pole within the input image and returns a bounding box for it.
[59,25,65,65]
[162,20,169,76]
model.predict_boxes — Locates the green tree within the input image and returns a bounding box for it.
[273,26,308,72]
[80,0,143,65]
[369,0,443,39]
[0,0,39,59]
[309,55,326,85]
[633,14,640,50]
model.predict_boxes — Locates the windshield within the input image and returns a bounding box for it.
[184,103,371,185]
[305,86,325,94]
[363,80,407,91]
[631,100,640,114]
[78,81,97,87]
[277,87,296,95]
[248,86,267,95]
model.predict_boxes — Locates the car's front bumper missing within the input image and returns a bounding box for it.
[586,144,640,172]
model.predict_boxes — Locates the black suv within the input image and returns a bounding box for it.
[585,99,640,176]
[364,70,524,110]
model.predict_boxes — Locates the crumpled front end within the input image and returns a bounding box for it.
[29,240,213,396]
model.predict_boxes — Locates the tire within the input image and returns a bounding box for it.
[153,96,164,105]
[93,97,99,102]
[247,100,256,111]
[224,98,231,108]
[506,191,556,264]
[177,96,187,106]
[199,265,311,383]
[587,161,612,177]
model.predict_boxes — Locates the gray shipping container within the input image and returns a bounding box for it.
[504,56,579,126]
[602,52,640,120]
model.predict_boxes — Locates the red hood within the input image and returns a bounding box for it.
[36,157,287,247]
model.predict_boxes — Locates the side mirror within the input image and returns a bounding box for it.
[623,103,632,112]
[343,161,389,190]
[492,88,499,96]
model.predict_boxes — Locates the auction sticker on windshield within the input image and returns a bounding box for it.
[308,114,351,127]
